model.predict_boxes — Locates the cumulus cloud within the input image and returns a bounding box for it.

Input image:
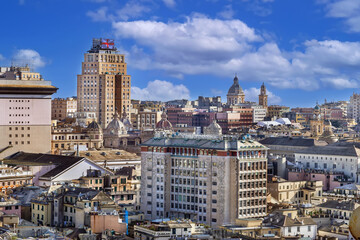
[111,16,360,90]
[163,0,176,8]
[321,0,360,32]
[132,80,190,101]
[12,49,46,69]
[244,87,281,105]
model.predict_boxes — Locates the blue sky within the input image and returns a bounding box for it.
[2,0,360,107]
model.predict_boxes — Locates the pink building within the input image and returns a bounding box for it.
[0,195,21,218]
[288,168,351,191]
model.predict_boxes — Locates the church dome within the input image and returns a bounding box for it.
[155,112,173,131]
[87,121,101,131]
[227,75,244,96]
[120,111,132,131]
[204,119,222,135]
[104,112,127,136]
[319,120,338,144]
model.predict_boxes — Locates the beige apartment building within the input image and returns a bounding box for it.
[267,176,323,204]
[77,38,131,128]
[136,110,162,130]
[0,66,57,159]
[51,97,77,121]
[51,122,103,154]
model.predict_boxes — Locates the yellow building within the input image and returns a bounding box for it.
[310,104,324,137]
[267,176,323,205]
[77,38,131,128]
[31,198,53,226]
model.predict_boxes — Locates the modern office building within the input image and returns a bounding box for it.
[0,66,57,159]
[140,127,268,227]
[77,38,131,128]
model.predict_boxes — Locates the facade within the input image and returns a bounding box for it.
[316,200,359,223]
[136,110,162,130]
[288,168,347,191]
[0,164,32,192]
[77,38,131,128]
[216,110,253,133]
[51,121,103,153]
[140,131,268,227]
[267,176,323,204]
[348,93,360,122]
[227,75,245,105]
[105,167,141,206]
[267,105,290,119]
[0,66,57,159]
[51,97,77,121]
[258,83,268,108]
[294,145,360,183]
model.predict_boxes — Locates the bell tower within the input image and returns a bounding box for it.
[258,82,268,107]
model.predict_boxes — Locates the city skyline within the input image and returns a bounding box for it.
[1,0,360,107]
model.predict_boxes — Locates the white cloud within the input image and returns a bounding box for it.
[12,49,46,69]
[87,7,110,22]
[0,54,5,61]
[87,1,152,22]
[86,7,110,22]
[116,1,151,21]
[132,80,190,101]
[320,77,358,88]
[111,16,360,90]
[244,87,281,105]
[163,0,176,8]
[217,4,235,19]
[321,0,360,32]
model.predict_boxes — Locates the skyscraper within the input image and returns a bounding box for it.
[77,38,131,128]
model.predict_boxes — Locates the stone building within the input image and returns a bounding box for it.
[77,38,131,128]
[0,66,57,159]
[258,82,268,108]
[310,104,324,137]
[51,121,103,153]
[267,105,290,119]
[140,129,268,227]
[227,75,245,105]
[51,97,77,121]
[267,176,323,204]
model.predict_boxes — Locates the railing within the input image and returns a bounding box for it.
[134,226,171,236]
